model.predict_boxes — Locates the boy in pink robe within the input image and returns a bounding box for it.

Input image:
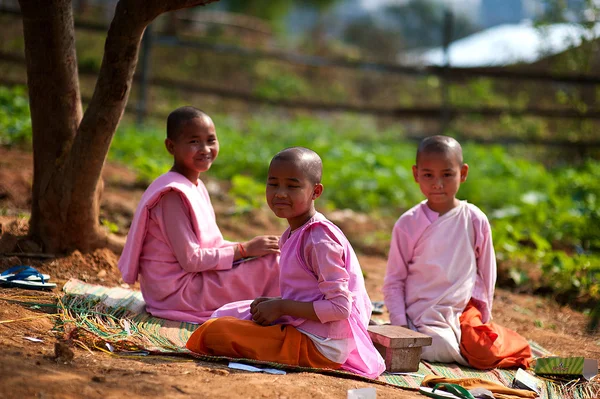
[186,147,386,379]
[118,106,281,324]
[383,135,531,368]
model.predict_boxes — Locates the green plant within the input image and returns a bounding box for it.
[0,86,32,145]
[253,62,310,99]
[101,218,119,234]
[229,174,267,213]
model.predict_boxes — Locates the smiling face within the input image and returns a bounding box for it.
[266,158,323,231]
[412,150,468,215]
[165,116,219,183]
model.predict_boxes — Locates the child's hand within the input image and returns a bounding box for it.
[243,235,280,257]
[249,296,277,312]
[250,297,283,326]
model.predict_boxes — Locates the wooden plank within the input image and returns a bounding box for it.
[368,325,432,349]
[373,343,423,372]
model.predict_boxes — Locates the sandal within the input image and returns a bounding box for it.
[419,383,475,399]
[1,265,51,282]
[0,266,56,290]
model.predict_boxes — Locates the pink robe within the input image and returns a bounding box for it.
[383,200,496,364]
[117,171,280,323]
[213,213,386,379]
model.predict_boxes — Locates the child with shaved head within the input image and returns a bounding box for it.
[118,106,280,324]
[383,135,532,369]
[186,147,386,379]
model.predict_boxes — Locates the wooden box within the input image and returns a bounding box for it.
[367,325,432,372]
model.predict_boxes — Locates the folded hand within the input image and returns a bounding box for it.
[250,297,283,326]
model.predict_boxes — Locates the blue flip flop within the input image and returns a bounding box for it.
[0,266,56,290]
[1,265,51,282]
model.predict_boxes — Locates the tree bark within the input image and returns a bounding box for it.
[20,0,218,253]
[20,0,84,252]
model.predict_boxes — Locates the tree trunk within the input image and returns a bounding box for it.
[20,0,86,253]
[19,0,218,254]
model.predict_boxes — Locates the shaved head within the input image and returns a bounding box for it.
[167,106,212,140]
[416,135,463,166]
[270,147,322,184]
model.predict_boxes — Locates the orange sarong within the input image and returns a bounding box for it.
[459,300,533,369]
[186,316,342,369]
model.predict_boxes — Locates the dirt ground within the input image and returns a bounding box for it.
[0,146,599,399]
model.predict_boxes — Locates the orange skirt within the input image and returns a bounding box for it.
[186,316,342,369]
[460,300,533,369]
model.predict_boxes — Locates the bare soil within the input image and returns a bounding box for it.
[0,146,599,399]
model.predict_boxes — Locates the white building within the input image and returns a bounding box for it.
[401,20,600,67]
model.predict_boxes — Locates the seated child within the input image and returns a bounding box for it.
[186,147,386,379]
[383,135,532,369]
[118,106,280,324]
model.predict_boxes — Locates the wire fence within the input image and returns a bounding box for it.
[1,5,599,150]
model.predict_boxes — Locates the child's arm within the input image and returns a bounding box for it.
[305,229,353,323]
[250,298,319,326]
[159,191,237,272]
[251,226,352,326]
[471,213,497,323]
[239,236,281,258]
[382,223,413,327]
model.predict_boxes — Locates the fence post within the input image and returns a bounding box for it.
[440,9,453,134]
[136,23,153,126]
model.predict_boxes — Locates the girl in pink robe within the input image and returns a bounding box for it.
[383,135,531,369]
[186,147,386,379]
[118,107,280,324]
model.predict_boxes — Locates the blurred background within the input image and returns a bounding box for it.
[0,0,598,322]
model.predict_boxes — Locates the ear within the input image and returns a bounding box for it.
[312,183,324,199]
[460,163,469,182]
[165,138,175,155]
[412,165,419,183]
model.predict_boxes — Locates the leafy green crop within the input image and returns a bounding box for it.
[0,86,32,145]
[108,114,600,306]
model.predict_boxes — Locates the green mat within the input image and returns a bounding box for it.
[59,279,596,398]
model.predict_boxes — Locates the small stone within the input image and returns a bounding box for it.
[97,269,107,278]
[54,341,74,363]
[209,368,229,376]
[18,238,42,253]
